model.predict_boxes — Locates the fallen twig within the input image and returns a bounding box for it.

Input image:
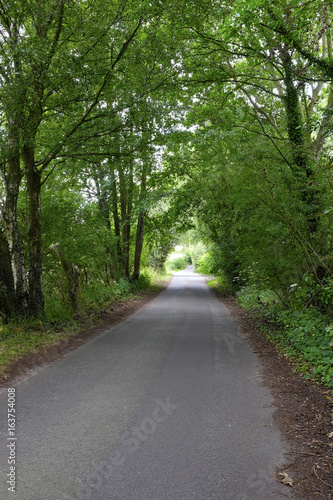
[290,451,326,458]
[313,466,333,489]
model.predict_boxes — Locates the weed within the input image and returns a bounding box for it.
[235,284,333,390]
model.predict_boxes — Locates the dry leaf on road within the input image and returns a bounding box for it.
[278,472,294,487]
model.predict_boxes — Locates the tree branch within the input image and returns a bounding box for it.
[40,18,144,172]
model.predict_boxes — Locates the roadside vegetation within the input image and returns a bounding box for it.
[0,1,333,390]
[165,254,192,273]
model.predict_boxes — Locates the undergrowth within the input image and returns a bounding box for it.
[166,254,191,272]
[236,284,333,390]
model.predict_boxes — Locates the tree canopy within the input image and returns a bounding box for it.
[0,0,333,324]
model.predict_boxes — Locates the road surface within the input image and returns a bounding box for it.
[0,267,294,499]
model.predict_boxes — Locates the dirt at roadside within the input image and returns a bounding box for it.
[222,297,333,500]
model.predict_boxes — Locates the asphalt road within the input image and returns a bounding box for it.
[0,267,294,500]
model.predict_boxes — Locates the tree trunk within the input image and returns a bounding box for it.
[110,169,123,273]
[93,170,120,281]
[49,244,80,309]
[1,130,29,315]
[118,163,133,280]
[0,227,15,321]
[23,145,44,317]
[132,165,147,281]
[280,47,320,234]
[132,212,145,281]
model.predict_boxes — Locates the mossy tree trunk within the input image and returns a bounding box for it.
[280,47,320,235]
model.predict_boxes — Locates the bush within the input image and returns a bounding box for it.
[184,252,192,264]
[44,296,74,322]
[130,272,151,291]
[188,241,207,271]
[166,256,189,271]
[196,253,213,275]
[141,266,169,282]
[81,282,117,307]
[206,275,234,296]
[236,284,276,311]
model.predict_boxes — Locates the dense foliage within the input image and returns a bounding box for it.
[0,0,185,319]
[0,0,332,385]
